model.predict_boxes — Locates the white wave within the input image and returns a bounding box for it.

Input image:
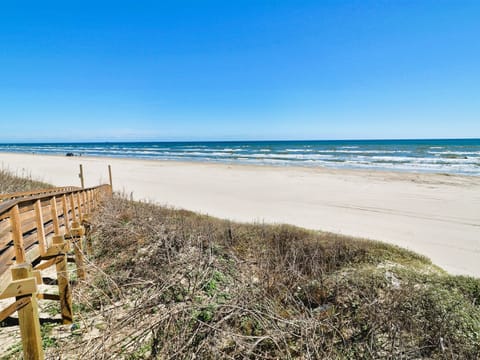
[428,151,480,155]
[285,149,313,152]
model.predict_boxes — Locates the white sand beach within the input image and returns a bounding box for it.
[1,152,479,277]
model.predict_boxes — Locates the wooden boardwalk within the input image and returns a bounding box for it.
[0,171,112,359]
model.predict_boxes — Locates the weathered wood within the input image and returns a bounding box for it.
[19,209,36,227]
[10,205,26,263]
[41,204,53,223]
[53,234,73,324]
[37,293,60,301]
[0,278,37,299]
[0,220,12,248]
[70,193,77,224]
[61,194,70,233]
[44,243,68,257]
[86,190,91,214]
[0,297,30,322]
[82,191,87,215]
[76,192,83,222]
[0,186,79,202]
[0,185,109,281]
[50,196,60,235]
[71,226,86,280]
[34,257,60,271]
[108,164,113,191]
[11,264,44,360]
[79,164,85,189]
[34,200,46,256]
[32,270,42,285]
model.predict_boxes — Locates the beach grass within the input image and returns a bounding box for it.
[1,170,479,359]
[51,195,479,359]
[0,168,51,194]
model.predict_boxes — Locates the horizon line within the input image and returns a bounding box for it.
[0,137,479,144]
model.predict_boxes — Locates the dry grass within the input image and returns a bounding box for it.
[0,168,51,194]
[48,196,480,359]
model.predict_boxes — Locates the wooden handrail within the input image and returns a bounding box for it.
[0,183,112,359]
[0,186,80,202]
[0,184,111,278]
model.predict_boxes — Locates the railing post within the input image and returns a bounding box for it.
[33,200,47,256]
[10,205,44,359]
[10,205,26,263]
[108,165,113,194]
[52,235,73,324]
[76,192,83,223]
[11,264,44,360]
[70,193,77,224]
[79,164,85,189]
[50,197,60,235]
[62,194,71,235]
[71,222,86,280]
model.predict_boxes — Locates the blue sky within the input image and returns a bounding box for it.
[0,0,479,142]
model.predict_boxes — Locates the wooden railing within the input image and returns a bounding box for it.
[0,183,112,359]
[0,186,81,202]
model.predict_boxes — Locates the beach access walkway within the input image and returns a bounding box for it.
[0,181,112,359]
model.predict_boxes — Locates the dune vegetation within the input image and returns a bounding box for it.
[1,170,479,359]
[49,196,480,359]
[0,168,51,194]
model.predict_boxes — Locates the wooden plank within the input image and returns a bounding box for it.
[77,192,83,222]
[0,297,30,322]
[18,204,35,214]
[0,277,37,299]
[26,244,42,266]
[10,205,26,264]
[86,190,91,214]
[37,293,60,301]
[43,223,55,238]
[0,221,12,249]
[0,247,15,277]
[0,200,17,221]
[0,231,12,250]
[19,208,36,222]
[70,193,76,223]
[32,270,42,285]
[34,257,60,271]
[41,204,53,223]
[0,218,10,235]
[0,186,78,202]
[19,209,36,232]
[50,197,60,235]
[34,200,46,255]
[44,244,68,257]
[62,195,70,233]
[83,191,88,215]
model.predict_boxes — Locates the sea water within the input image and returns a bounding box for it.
[0,139,479,175]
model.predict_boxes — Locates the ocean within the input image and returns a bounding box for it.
[0,139,479,176]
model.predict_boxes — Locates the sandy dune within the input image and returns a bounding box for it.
[1,152,479,276]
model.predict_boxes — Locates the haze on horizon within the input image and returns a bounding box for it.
[1,1,479,142]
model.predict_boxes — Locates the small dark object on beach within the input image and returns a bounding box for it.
[66,152,75,157]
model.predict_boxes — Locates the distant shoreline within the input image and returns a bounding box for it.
[0,138,479,176]
[0,150,478,178]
